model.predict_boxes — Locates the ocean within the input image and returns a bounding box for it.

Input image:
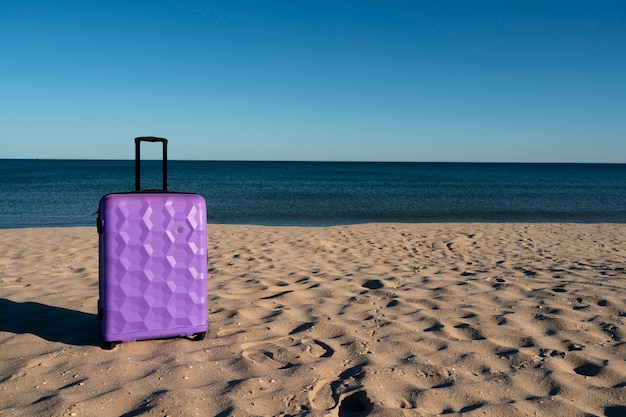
[1,159,626,229]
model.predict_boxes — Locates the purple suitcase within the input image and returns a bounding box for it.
[97,137,207,348]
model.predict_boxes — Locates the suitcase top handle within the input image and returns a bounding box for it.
[135,137,168,192]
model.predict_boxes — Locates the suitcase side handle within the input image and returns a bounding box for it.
[135,137,168,191]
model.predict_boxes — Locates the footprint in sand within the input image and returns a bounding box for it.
[362,279,385,290]
[241,336,333,369]
[302,337,334,358]
[308,366,372,413]
[243,348,291,369]
[308,379,338,410]
[574,362,603,377]
[339,390,373,414]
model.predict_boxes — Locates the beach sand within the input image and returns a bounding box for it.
[1,223,625,416]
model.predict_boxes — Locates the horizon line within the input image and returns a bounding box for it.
[2,157,626,165]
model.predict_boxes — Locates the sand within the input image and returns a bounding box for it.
[1,223,625,417]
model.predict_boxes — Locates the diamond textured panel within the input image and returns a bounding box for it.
[100,193,207,342]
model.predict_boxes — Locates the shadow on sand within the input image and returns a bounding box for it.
[0,298,100,346]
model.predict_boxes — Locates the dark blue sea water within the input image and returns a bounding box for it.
[1,159,626,229]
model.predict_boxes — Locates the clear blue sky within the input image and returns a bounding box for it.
[2,1,625,162]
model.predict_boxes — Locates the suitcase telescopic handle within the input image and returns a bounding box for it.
[135,137,168,191]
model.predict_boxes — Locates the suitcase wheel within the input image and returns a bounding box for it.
[191,331,206,341]
[102,341,119,350]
